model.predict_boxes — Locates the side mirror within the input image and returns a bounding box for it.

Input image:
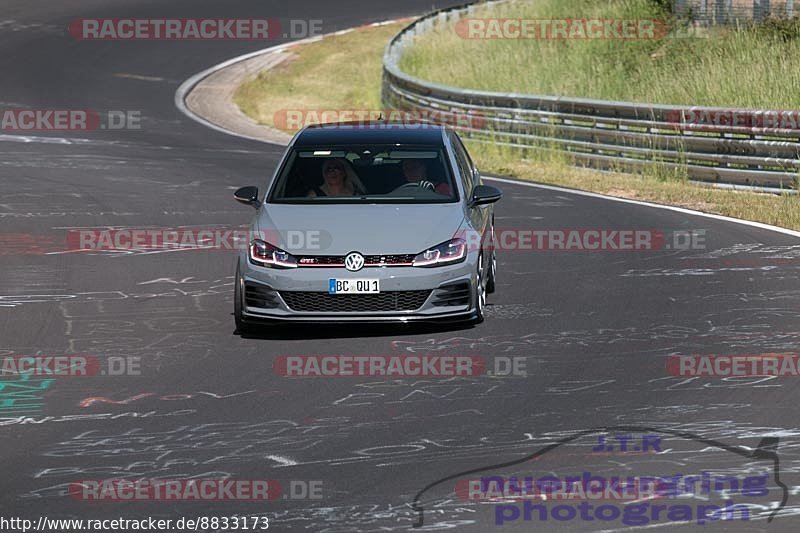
[234,186,260,208]
[469,184,503,206]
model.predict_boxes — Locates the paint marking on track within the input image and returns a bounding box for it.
[114,73,165,82]
[266,455,297,466]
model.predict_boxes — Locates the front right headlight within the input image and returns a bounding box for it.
[249,239,298,268]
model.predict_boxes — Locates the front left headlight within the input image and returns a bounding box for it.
[413,238,467,267]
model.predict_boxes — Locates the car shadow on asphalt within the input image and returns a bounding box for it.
[233,317,479,340]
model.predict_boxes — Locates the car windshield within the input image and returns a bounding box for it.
[267,145,457,203]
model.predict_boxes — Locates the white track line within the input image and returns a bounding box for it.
[175,36,322,143]
[486,176,800,239]
[175,20,398,142]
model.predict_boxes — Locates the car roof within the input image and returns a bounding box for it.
[293,121,447,147]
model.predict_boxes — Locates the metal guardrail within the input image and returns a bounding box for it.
[381,2,800,189]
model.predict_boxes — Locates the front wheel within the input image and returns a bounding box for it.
[472,253,486,325]
[486,249,496,294]
[234,261,253,334]
[485,226,496,294]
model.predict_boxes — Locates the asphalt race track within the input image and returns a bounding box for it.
[1,1,800,531]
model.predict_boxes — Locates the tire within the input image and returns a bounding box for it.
[472,253,486,325]
[486,248,496,294]
[234,261,253,334]
[485,226,496,294]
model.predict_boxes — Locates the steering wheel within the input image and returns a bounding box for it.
[393,180,435,192]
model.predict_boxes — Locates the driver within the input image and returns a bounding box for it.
[402,159,451,195]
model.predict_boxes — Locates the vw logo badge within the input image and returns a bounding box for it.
[344,252,365,272]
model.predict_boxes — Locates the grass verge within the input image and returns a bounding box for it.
[234,16,800,231]
[234,22,403,128]
[400,0,800,108]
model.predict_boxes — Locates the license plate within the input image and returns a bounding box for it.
[328,279,380,294]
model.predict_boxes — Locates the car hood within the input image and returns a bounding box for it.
[257,203,465,255]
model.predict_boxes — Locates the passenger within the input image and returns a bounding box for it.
[308,158,366,197]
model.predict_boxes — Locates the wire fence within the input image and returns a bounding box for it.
[674,0,796,25]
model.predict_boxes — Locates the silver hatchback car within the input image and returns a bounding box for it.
[232,122,502,332]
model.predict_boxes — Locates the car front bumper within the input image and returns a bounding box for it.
[238,251,478,323]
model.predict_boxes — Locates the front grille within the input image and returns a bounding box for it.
[280,290,431,312]
[245,281,279,309]
[296,254,415,267]
[364,254,415,265]
[431,281,471,307]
